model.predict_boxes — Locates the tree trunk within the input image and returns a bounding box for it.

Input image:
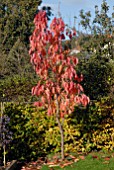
[56,115,64,160]
[55,95,64,160]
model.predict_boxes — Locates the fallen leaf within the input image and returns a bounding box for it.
[104,157,110,161]
[69,155,76,159]
[60,161,73,168]
[74,158,79,162]
[47,162,55,165]
[49,164,59,167]
[31,162,37,165]
[79,155,85,160]
[92,155,98,159]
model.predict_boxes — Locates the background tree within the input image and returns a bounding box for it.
[0,0,43,101]
[0,0,42,52]
[77,0,114,100]
[0,1,54,102]
[79,0,114,59]
[0,0,42,78]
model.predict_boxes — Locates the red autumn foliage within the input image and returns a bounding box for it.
[29,10,90,117]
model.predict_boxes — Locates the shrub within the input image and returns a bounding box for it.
[4,103,46,161]
[2,97,114,161]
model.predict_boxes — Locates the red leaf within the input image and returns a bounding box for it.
[29,10,90,117]
[41,49,46,56]
[54,44,59,52]
[69,155,76,159]
[73,30,76,36]
[79,155,85,160]
[73,57,78,65]
[104,157,110,161]
[92,155,98,159]
[66,31,69,35]
[69,33,72,39]
[47,106,52,116]
[58,65,62,73]
[34,102,43,107]
[61,34,65,40]
[81,94,90,106]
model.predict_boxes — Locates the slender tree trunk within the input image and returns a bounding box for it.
[3,143,6,167]
[55,95,64,160]
[0,103,3,147]
[0,103,6,166]
[56,114,64,160]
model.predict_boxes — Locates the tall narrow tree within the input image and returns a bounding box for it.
[29,10,89,160]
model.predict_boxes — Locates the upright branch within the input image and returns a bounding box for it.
[29,10,90,159]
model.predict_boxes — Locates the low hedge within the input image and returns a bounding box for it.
[1,97,113,161]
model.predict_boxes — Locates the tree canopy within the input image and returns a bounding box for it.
[77,0,114,100]
[0,0,42,78]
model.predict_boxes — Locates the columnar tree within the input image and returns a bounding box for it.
[29,10,89,160]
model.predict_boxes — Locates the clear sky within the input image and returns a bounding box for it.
[39,0,114,31]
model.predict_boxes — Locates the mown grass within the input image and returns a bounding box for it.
[41,151,114,170]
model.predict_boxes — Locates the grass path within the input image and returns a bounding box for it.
[41,151,114,170]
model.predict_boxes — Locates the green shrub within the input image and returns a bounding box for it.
[4,103,46,161]
[2,97,114,161]
[43,97,114,153]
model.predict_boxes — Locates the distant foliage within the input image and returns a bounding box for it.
[78,56,114,100]
[0,74,38,102]
[77,0,114,100]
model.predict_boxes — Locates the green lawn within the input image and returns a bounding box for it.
[41,151,114,170]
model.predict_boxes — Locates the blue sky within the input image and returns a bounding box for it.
[39,0,114,31]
